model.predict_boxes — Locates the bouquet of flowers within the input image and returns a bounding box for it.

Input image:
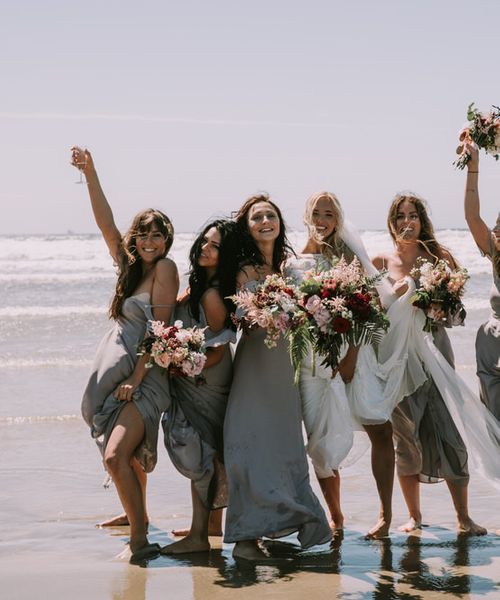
[295,257,390,373]
[138,320,207,378]
[454,103,500,169]
[410,258,469,332]
[229,273,306,350]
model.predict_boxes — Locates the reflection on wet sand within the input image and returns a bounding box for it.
[111,563,148,600]
[109,525,500,599]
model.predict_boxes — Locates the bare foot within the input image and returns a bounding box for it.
[116,542,160,564]
[457,518,487,536]
[398,517,422,533]
[97,513,149,528]
[160,535,210,555]
[172,526,222,537]
[365,518,391,539]
[98,513,130,527]
[232,540,271,561]
[329,517,344,532]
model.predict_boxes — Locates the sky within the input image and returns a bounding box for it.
[0,0,499,234]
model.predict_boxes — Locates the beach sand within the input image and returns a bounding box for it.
[1,413,500,600]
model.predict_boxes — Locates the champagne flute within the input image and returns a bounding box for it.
[71,146,88,185]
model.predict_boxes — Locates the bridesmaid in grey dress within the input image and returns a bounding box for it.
[160,219,240,554]
[72,147,179,561]
[462,141,500,419]
[373,192,486,536]
[224,194,331,561]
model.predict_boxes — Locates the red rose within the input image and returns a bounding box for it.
[333,316,350,333]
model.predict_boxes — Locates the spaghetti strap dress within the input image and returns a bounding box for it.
[475,246,500,419]
[81,293,171,473]
[162,300,235,508]
[223,281,331,548]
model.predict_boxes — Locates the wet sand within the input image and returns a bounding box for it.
[1,417,500,600]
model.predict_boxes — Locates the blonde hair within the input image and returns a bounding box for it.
[303,191,354,261]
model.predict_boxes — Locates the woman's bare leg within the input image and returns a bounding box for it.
[318,471,344,530]
[172,508,223,537]
[104,403,155,555]
[364,422,394,538]
[398,474,422,532]
[446,480,487,536]
[98,458,149,527]
[161,482,211,554]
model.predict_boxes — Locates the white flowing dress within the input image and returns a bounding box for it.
[285,254,389,478]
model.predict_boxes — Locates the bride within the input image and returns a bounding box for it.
[285,191,395,539]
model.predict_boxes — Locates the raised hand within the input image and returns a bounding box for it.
[70,146,95,179]
[463,140,479,171]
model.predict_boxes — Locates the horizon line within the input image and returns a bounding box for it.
[0,112,349,128]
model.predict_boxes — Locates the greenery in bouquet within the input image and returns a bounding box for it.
[454,103,500,169]
[410,258,469,332]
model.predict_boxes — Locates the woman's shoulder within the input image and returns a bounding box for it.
[154,257,178,278]
[201,286,224,305]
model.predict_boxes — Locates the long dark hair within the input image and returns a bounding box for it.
[110,209,174,319]
[233,193,294,271]
[188,219,239,326]
[387,192,458,268]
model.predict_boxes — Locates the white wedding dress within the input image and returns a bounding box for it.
[285,252,389,478]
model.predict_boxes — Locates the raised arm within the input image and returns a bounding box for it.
[463,141,492,257]
[71,146,122,262]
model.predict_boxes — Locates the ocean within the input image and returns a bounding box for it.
[0,229,492,421]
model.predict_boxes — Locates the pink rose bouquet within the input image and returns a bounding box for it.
[410,258,469,332]
[138,320,207,379]
[229,273,305,350]
[296,257,390,372]
[455,103,500,169]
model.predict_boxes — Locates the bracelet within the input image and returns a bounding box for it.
[467,170,479,174]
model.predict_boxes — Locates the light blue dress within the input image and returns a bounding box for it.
[476,259,500,419]
[223,281,331,548]
[82,293,171,473]
[162,300,235,508]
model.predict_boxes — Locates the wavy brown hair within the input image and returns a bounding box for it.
[234,193,294,271]
[303,191,355,262]
[387,192,458,268]
[110,209,174,319]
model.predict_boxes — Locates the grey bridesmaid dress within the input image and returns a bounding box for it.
[82,293,171,473]
[162,300,235,508]
[392,326,469,485]
[476,263,500,419]
[223,283,331,548]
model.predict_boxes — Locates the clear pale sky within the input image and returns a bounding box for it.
[1,0,499,234]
